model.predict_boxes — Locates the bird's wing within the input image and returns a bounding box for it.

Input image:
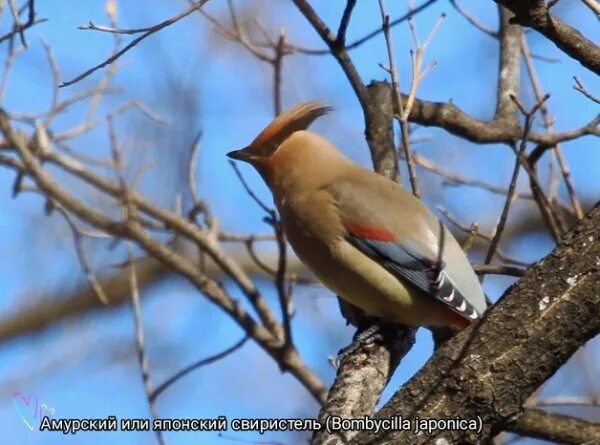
[327,172,484,323]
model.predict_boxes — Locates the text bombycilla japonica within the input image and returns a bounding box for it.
[228,102,487,329]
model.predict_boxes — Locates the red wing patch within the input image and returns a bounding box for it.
[344,223,397,242]
[447,309,471,328]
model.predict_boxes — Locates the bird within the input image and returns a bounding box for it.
[227,101,487,330]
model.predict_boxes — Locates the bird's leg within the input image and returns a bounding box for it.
[334,298,415,365]
[331,320,416,369]
[335,323,381,365]
[336,319,394,362]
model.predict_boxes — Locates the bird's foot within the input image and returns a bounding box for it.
[332,323,415,368]
[335,323,385,365]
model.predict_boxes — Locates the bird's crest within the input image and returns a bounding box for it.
[249,101,332,155]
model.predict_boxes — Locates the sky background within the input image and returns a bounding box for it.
[0,0,598,444]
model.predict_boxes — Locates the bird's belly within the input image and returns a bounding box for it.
[290,234,451,326]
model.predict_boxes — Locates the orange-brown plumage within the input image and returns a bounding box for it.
[227,101,487,329]
[247,101,332,158]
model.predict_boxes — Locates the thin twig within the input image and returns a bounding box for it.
[273,32,285,116]
[149,335,249,402]
[449,0,497,37]
[219,232,275,242]
[245,239,278,276]
[273,216,293,350]
[573,76,600,104]
[437,208,531,268]
[527,395,600,408]
[56,207,110,304]
[0,0,46,46]
[0,36,25,102]
[483,142,524,267]
[288,0,439,55]
[127,244,165,445]
[229,157,293,349]
[462,223,479,253]
[484,95,547,267]
[378,0,430,197]
[40,39,60,125]
[414,152,534,200]
[474,264,527,277]
[521,35,586,220]
[186,131,214,230]
[336,0,357,44]
[229,160,274,216]
[61,0,210,87]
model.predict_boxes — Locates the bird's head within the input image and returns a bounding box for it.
[227,101,336,188]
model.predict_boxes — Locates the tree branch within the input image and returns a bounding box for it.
[61,0,211,87]
[0,248,308,345]
[354,203,600,444]
[493,0,600,75]
[0,111,327,404]
[506,408,600,445]
[312,326,415,445]
[495,6,520,122]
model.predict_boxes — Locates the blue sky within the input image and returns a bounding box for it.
[0,1,598,444]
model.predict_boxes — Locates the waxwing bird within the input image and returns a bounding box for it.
[227,101,487,329]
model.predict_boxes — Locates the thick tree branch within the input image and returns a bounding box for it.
[354,203,600,444]
[364,81,398,181]
[406,93,598,145]
[291,1,401,182]
[495,7,520,122]
[493,0,600,75]
[507,408,600,445]
[0,255,166,343]
[312,326,415,445]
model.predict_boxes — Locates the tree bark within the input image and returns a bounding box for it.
[352,202,600,444]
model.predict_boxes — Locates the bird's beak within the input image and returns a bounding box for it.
[227,148,252,162]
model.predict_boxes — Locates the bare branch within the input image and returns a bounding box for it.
[355,203,600,444]
[378,0,433,197]
[230,158,294,358]
[336,0,357,45]
[0,112,327,404]
[55,207,109,305]
[520,35,586,221]
[0,0,47,46]
[573,76,600,105]
[291,0,368,107]
[495,7,521,122]
[61,0,211,87]
[127,244,165,445]
[473,264,526,277]
[312,327,415,445]
[150,335,249,402]
[507,408,600,445]
[483,96,543,267]
[438,206,532,267]
[494,0,600,75]
[450,0,498,37]
[581,0,600,17]
[286,0,439,56]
